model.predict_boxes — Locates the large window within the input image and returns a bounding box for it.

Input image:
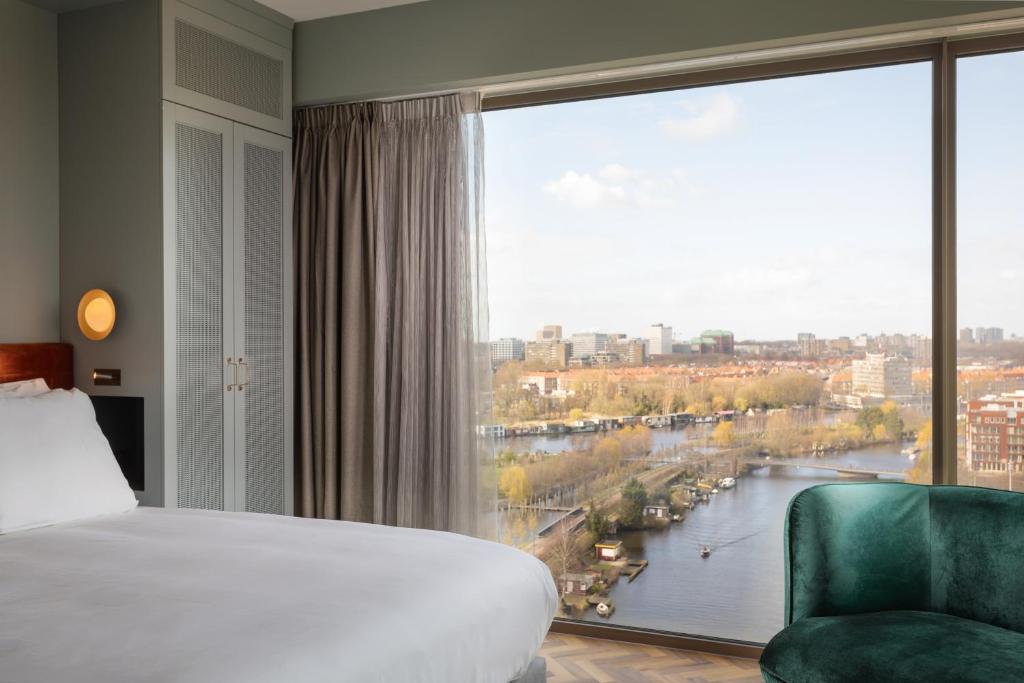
[485,61,933,643]
[957,49,1024,491]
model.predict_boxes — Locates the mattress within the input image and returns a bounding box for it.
[0,508,557,683]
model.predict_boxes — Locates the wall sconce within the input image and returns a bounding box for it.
[77,289,116,341]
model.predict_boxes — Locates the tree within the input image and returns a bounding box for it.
[546,521,581,596]
[585,505,610,539]
[712,421,735,447]
[619,477,648,528]
[593,436,623,465]
[856,405,902,441]
[499,465,531,505]
[907,420,932,484]
[568,408,584,423]
[872,423,888,441]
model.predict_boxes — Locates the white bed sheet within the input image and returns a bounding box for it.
[0,508,557,683]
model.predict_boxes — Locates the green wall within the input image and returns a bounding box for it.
[295,0,1024,105]
[0,0,59,342]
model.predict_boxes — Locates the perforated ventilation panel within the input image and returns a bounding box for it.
[175,19,284,120]
[175,122,225,511]
[243,141,285,514]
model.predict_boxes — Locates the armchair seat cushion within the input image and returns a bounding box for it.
[761,610,1024,683]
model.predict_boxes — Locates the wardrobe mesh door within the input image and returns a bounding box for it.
[234,123,292,514]
[172,111,234,510]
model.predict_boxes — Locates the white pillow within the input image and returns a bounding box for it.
[0,388,138,533]
[0,378,50,397]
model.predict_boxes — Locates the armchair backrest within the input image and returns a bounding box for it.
[786,483,1024,634]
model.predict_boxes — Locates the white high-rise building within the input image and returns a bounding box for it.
[852,353,912,398]
[646,324,673,356]
[490,338,525,366]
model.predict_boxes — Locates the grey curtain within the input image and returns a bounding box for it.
[293,94,493,537]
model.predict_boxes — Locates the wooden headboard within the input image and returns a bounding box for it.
[0,343,74,390]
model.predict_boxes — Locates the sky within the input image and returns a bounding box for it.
[483,53,1024,343]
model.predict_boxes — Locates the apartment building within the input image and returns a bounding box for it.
[966,391,1024,473]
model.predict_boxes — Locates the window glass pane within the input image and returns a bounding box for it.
[485,61,932,643]
[957,50,1024,491]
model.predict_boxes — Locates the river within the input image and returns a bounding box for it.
[497,422,913,644]
[578,443,909,643]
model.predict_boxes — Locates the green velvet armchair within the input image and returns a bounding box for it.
[760,482,1024,683]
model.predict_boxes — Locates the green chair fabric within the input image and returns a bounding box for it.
[761,483,1024,682]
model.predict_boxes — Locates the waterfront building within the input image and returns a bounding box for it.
[643,504,670,519]
[965,390,1024,473]
[851,353,912,399]
[571,332,610,359]
[525,340,571,368]
[560,571,599,596]
[477,424,506,438]
[490,337,525,366]
[595,540,624,561]
[646,324,673,356]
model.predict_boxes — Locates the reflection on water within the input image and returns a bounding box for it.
[577,444,909,643]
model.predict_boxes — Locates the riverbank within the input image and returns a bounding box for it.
[573,443,909,642]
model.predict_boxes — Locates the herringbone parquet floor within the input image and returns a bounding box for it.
[539,633,763,683]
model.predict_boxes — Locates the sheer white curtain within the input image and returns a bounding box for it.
[294,93,495,537]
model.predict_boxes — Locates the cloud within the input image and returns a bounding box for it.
[598,163,639,184]
[659,93,740,142]
[543,165,699,209]
[999,269,1018,281]
[721,265,814,293]
[542,171,626,208]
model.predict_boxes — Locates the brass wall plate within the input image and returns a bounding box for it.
[93,369,121,386]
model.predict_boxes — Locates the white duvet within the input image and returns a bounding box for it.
[0,508,557,683]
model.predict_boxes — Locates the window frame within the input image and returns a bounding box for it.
[481,31,1024,654]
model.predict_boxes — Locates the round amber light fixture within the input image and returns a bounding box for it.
[77,289,116,341]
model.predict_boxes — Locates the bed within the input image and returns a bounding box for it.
[0,344,556,683]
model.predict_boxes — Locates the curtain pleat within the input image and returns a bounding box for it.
[293,95,493,536]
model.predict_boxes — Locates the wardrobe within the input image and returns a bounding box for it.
[59,0,293,513]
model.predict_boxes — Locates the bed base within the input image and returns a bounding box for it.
[509,656,545,683]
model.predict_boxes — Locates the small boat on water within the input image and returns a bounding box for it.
[719,477,736,489]
[700,545,712,559]
[595,601,613,617]
[711,488,719,495]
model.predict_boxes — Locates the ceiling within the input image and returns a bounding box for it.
[21,0,428,21]
[257,0,428,22]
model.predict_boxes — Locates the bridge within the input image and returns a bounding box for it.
[622,454,905,481]
[741,458,904,479]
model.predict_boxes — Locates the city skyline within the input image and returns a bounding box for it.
[491,323,1015,345]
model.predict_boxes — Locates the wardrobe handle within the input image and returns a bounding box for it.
[226,357,237,391]
[237,358,250,392]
